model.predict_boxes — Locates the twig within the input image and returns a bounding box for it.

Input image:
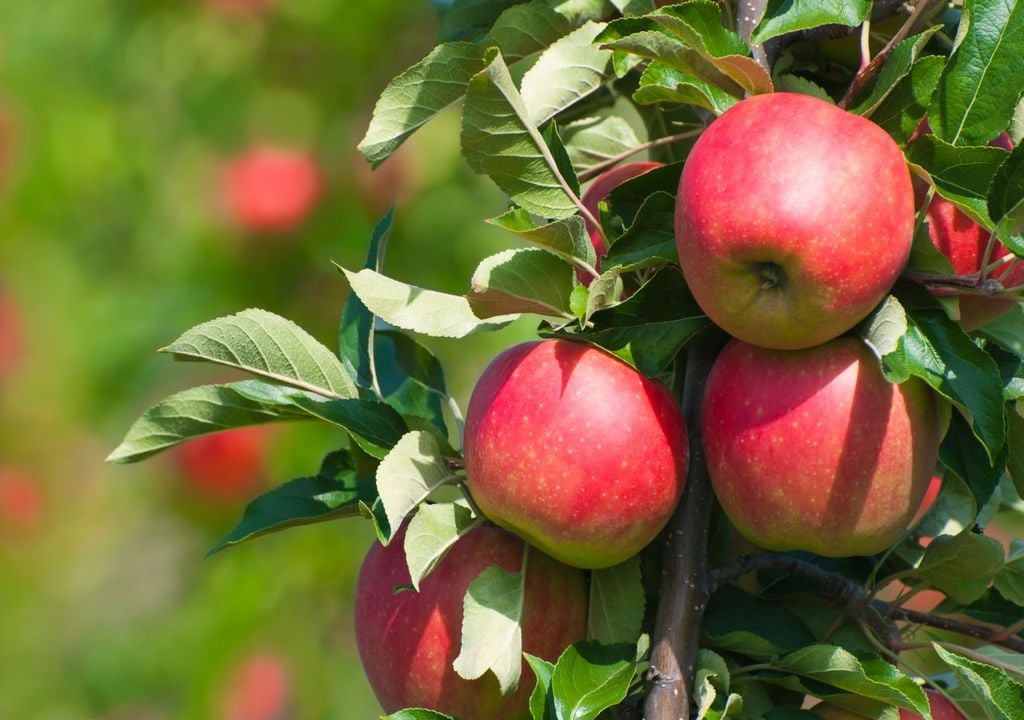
[577,129,704,183]
[839,0,941,109]
[736,0,770,70]
[644,343,719,720]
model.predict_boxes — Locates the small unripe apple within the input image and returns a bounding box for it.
[173,426,269,502]
[0,284,23,379]
[676,92,914,350]
[703,337,942,557]
[813,689,964,719]
[464,339,689,569]
[354,524,587,719]
[0,468,43,537]
[220,145,322,233]
[219,652,291,720]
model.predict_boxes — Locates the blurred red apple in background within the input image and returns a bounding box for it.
[355,524,587,720]
[204,0,277,17]
[220,652,291,720]
[173,426,269,503]
[0,468,43,537]
[220,146,321,233]
[0,283,23,379]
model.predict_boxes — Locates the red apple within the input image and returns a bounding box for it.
[464,339,688,569]
[354,524,587,719]
[582,161,663,258]
[813,689,964,719]
[0,468,43,537]
[0,284,23,379]
[220,145,321,233]
[703,337,942,557]
[675,92,914,349]
[219,652,291,720]
[173,426,269,503]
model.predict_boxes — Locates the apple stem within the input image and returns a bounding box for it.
[644,343,719,720]
[980,229,999,282]
[839,0,942,110]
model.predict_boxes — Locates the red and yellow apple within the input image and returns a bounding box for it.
[464,339,689,569]
[675,92,914,349]
[173,426,269,503]
[702,337,943,557]
[813,689,964,719]
[220,145,321,233]
[354,524,587,720]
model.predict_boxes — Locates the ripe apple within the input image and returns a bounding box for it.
[173,426,269,503]
[703,337,943,557]
[220,145,322,233]
[0,468,43,537]
[463,339,689,569]
[354,524,587,719]
[813,689,964,719]
[0,284,23,379]
[582,161,663,259]
[219,652,291,720]
[675,92,914,350]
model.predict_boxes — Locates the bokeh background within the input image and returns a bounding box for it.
[0,1,535,717]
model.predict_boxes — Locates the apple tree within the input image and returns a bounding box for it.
[111,0,1024,718]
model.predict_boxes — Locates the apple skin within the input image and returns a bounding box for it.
[813,690,964,719]
[582,161,663,258]
[220,145,321,233]
[173,426,269,502]
[703,337,942,557]
[675,92,914,350]
[354,524,587,720]
[464,339,689,569]
[219,653,291,720]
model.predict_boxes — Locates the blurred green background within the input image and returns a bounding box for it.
[0,1,534,717]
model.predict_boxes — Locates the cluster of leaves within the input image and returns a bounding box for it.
[111,0,1024,718]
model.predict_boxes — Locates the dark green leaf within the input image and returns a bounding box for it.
[551,640,637,720]
[440,0,529,41]
[915,531,1005,604]
[873,55,944,145]
[934,643,1024,720]
[286,396,408,460]
[525,654,556,720]
[989,142,1024,247]
[851,28,941,116]
[588,555,645,645]
[483,0,613,64]
[1007,406,1024,499]
[752,0,870,45]
[940,410,1006,510]
[633,61,738,115]
[995,539,1024,606]
[374,330,451,434]
[604,191,678,271]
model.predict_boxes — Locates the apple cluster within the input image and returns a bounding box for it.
[352,93,1005,719]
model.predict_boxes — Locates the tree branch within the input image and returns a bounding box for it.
[644,343,719,720]
[708,552,1024,653]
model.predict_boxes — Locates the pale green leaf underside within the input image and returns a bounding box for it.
[375,430,454,543]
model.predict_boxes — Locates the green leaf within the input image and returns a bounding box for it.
[453,556,527,694]
[525,654,557,720]
[989,142,1024,247]
[583,265,624,322]
[906,134,1009,228]
[940,409,1006,510]
[209,450,375,555]
[1007,406,1024,499]
[374,329,452,434]
[603,190,678,271]
[771,646,930,716]
[440,0,529,41]
[404,499,483,590]
[483,0,614,64]
[751,0,870,44]
[860,295,910,362]
[982,304,1024,359]
[461,48,581,219]
[339,208,394,391]
[851,28,941,116]
[161,308,358,401]
[929,0,1024,146]
[651,2,773,95]
[520,21,612,126]
[772,74,832,104]
[285,396,408,460]
[994,539,1024,606]
[588,554,644,645]
[488,207,598,271]
[107,381,308,463]
[703,587,817,660]
[633,61,738,115]
[557,267,709,376]
[468,248,575,319]
[873,55,945,145]
[934,643,1024,720]
[562,115,642,174]
[358,43,485,168]
[342,267,516,339]
[916,531,1006,604]
[550,640,637,720]
[382,710,457,720]
[917,474,978,538]
[611,0,653,15]
[375,431,456,544]
[694,649,731,720]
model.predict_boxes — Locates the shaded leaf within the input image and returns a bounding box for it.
[588,554,645,645]
[468,248,575,319]
[551,640,637,720]
[752,0,871,45]
[916,531,1005,604]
